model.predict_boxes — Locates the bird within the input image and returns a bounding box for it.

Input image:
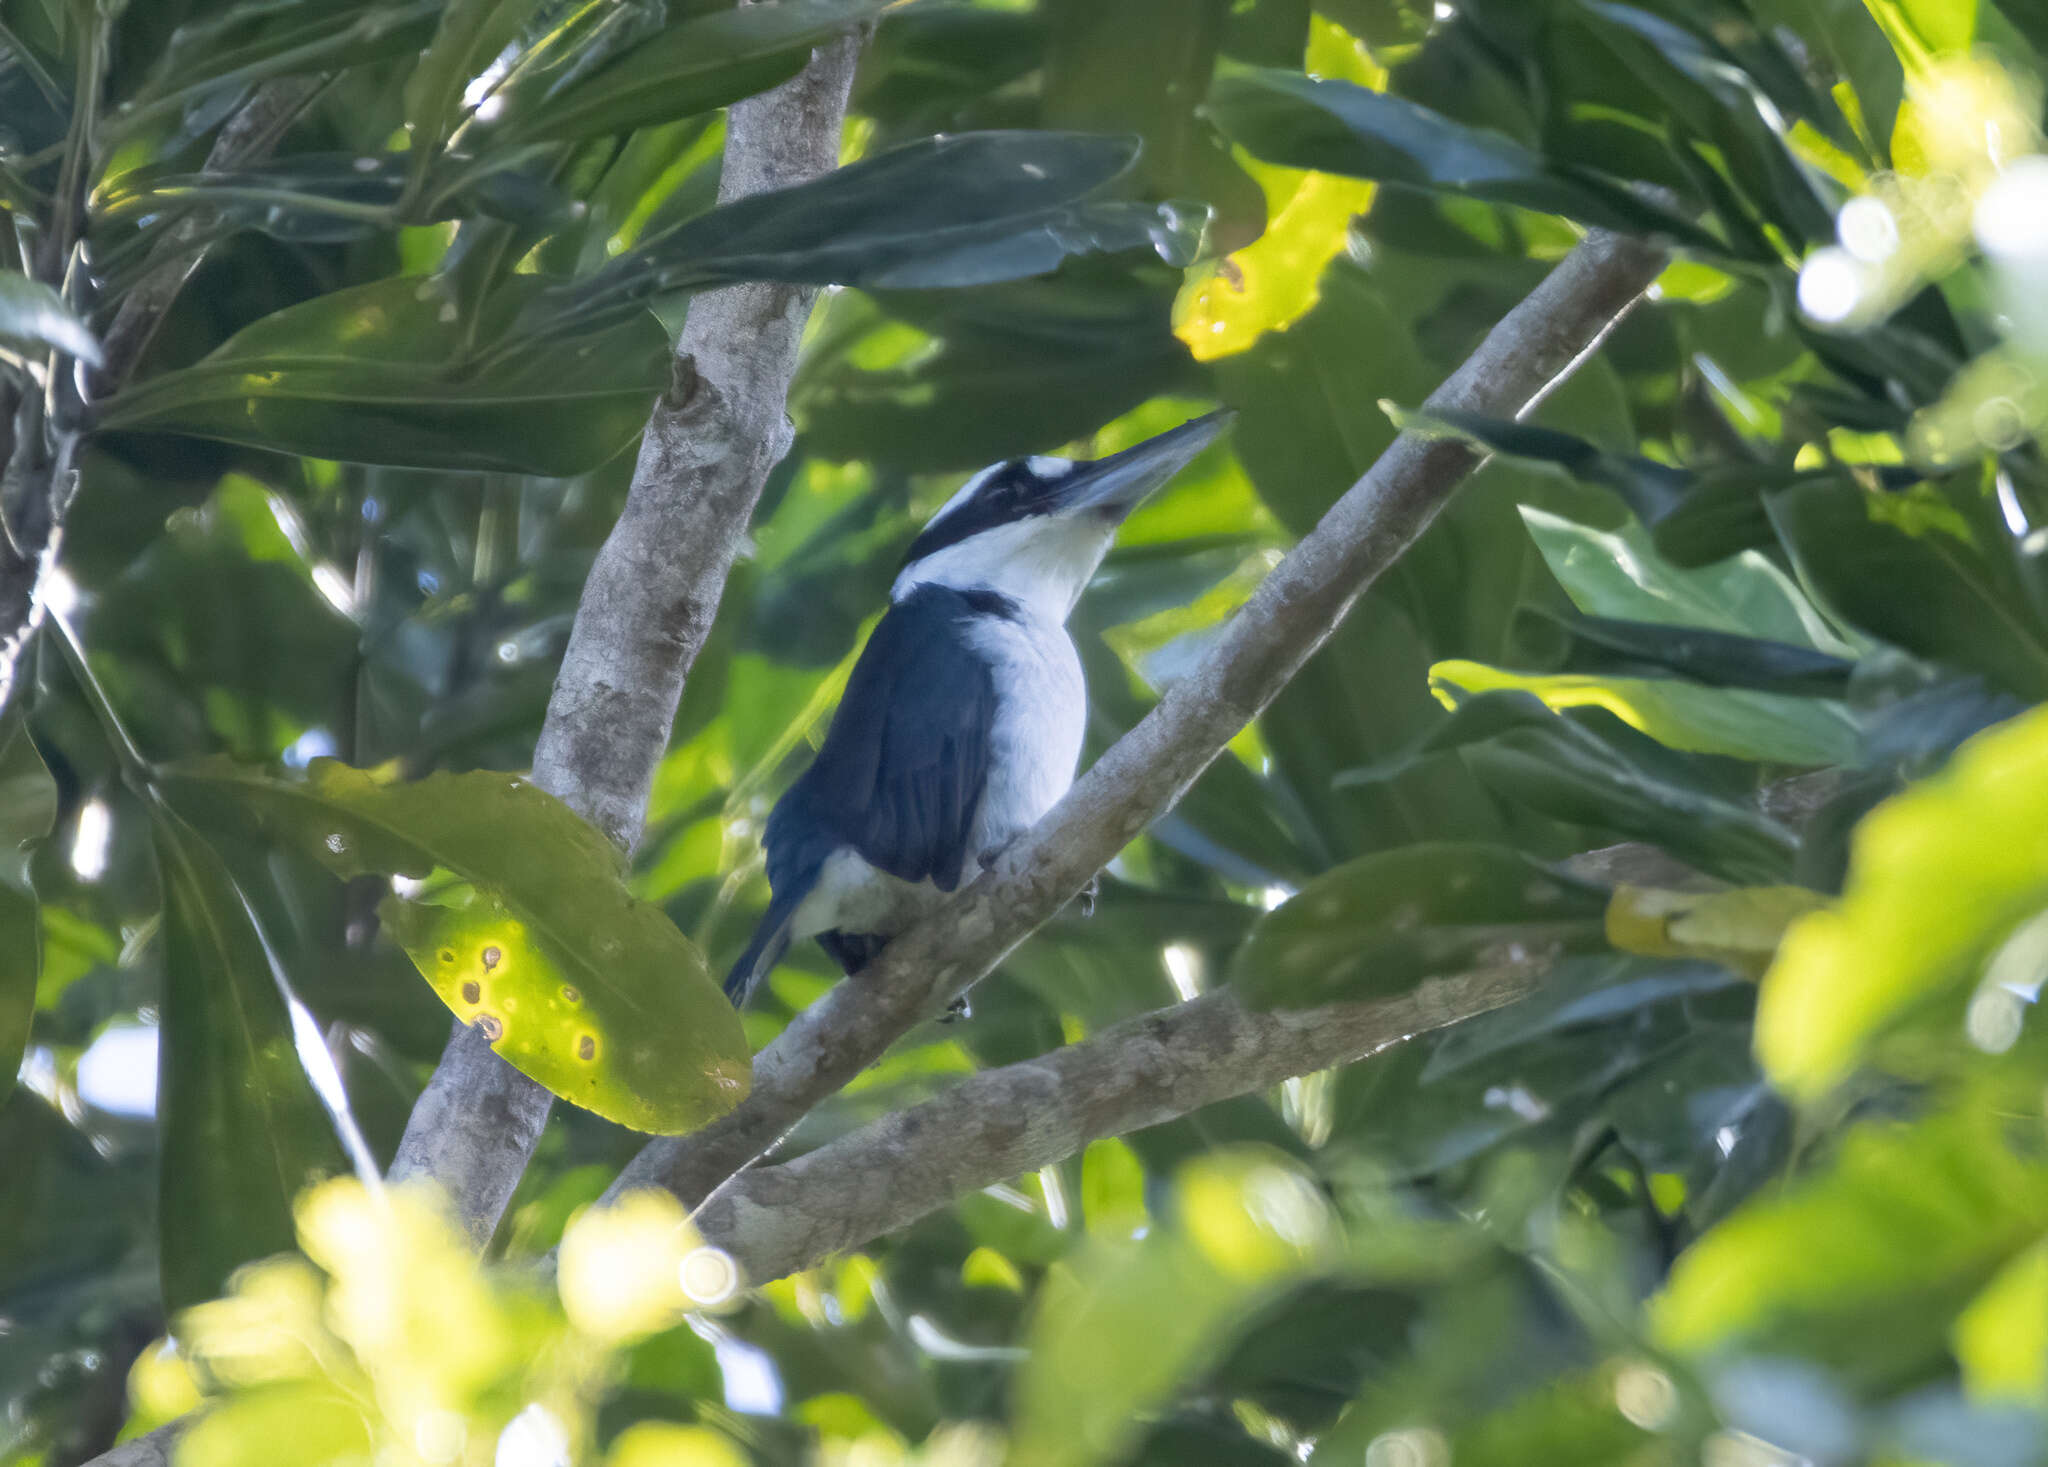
[724,409,1236,1007]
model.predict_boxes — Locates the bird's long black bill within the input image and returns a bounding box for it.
[1062,408,1236,516]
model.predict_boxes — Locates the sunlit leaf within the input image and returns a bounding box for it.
[160,759,750,1134]
[0,268,101,365]
[1173,169,1376,362]
[1954,1242,2048,1404]
[1427,657,1859,766]
[1011,1150,1332,1467]
[1755,701,2048,1099]
[1606,883,1830,977]
[1234,842,1610,1009]
[1655,1081,2048,1377]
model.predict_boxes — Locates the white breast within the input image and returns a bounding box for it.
[966,611,1086,862]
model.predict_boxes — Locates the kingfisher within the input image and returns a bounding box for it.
[724,410,1235,1006]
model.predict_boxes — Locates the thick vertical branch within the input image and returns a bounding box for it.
[611,230,1669,1214]
[387,33,865,1244]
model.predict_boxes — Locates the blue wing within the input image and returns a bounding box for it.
[766,584,1003,896]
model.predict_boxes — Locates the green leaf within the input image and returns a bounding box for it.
[1520,506,1858,655]
[1654,1084,2048,1379]
[160,759,751,1135]
[1427,657,1860,766]
[1538,612,1856,698]
[1606,882,1830,977]
[1204,66,1725,250]
[152,813,350,1313]
[404,0,547,152]
[501,0,891,143]
[1233,842,1610,1010]
[530,131,1201,338]
[100,275,666,474]
[115,1,441,138]
[1461,711,1800,883]
[0,718,53,1110]
[1010,1150,1334,1467]
[1953,1242,2048,1404]
[1769,479,2048,701]
[0,268,101,365]
[1755,701,2048,1099]
[1864,0,1977,65]
[170,1379,377,1467]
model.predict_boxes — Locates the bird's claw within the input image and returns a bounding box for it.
[1076,874,1099,918]
[939,994,972,1024]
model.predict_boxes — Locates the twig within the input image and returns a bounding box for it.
[608,229,1671,1213]
[386,31,866,1245]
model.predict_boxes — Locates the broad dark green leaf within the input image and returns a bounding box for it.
[114,1,440,137]
[96,152,568,246]
[0,719,53,1109]
[1205,66,1724,250]
[1770,480,2048,701]
[1459,708,1799,883]
[1334,688,1562,787]
[100,275,666,474]
[1233,842,1610,1009]
[499,0,891,143]
[1403,404,1693,524]
[0,269,100,365]
[152,812,350,1313]
[1535,610,1855,696]
[525,131,1202,337]
[160,759,751,1134]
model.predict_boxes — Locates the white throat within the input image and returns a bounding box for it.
[891,515,1116,622]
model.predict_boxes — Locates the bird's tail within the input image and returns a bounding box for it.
[723,888,805,1008]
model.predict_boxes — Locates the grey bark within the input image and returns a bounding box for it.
[609,229,1670,1212]
[694,960,1550,1284]
[387,33,864,1245]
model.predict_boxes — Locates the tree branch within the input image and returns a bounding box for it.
[609,228,1670,1214]
[387,32,866,1244]
[696,962,1549,1284]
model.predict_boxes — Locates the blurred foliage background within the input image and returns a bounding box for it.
[10,0,2048,1463]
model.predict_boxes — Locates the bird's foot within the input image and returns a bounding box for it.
[939,993,972,1024]
[1075,873,1100,918]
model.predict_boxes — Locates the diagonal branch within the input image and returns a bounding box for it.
[387,31,866,1244]
[608,227,1670,1215]
[696,962,1551,1284]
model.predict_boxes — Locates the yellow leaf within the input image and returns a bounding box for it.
[1170,15,1381,363]
[1755,703,2048,1099]
[607,1422,750,1467]
[1607,884,1831,978]
[1955,1243,2048,1403]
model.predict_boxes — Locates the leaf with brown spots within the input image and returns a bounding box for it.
[158,758,749,1134]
